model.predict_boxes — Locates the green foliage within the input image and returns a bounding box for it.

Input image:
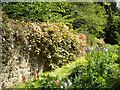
[2,15,81,71]
[25,45,120,89]
[72,2,106,37]
[2,2,106,37]
[2,2,76,23]
[25,56,87,89]
[116,46,120,64]
[26,75,59,88]
[112,15,120,45]
[104,13,120,45]
[103,1,120,45]
[67,44,120,88]
[86,34,99,47]
[43,57,87,79]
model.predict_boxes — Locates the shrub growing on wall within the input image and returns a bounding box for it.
[2,14,81,72]
[27,22,81,70]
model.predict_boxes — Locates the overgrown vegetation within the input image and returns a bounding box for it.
[2,2,107,37]
[24,45,120,89]
[1,1,120,89]
[2,14,81,72]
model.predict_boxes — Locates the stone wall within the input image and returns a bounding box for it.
[0,51,45,90]
[0,53,31,89]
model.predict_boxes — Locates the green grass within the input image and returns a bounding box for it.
[48,56,87,79]
[15,56,87,88]
[15,83,26,88]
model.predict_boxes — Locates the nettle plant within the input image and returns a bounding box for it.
[2,15,81,71]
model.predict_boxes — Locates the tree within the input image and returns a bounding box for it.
[103,1,120,45]
[2,2,106,37]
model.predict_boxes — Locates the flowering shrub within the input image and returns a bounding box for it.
[25,45,120,89]
[67,44,120,88]
[2,15,81,72]
[27,22,81,70]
